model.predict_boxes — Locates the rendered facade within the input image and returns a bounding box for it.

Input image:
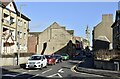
[0,0,30,55]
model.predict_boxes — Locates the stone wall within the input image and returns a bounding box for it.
[0,57,29,66]
[38,22,74,55]
[94,60,120,71]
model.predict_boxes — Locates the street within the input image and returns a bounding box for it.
[1,55,105,79]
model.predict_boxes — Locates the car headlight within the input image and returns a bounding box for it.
[37,62,41,64]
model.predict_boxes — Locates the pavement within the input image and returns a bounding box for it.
[75,57,120,78]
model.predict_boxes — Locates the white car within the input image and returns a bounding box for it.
[26,55,47,69]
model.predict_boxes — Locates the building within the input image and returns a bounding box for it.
[28,32,41,54]
[0,0,30,56]
[93,14,113,51]
[74,36,83,50]
[112,10,120,50]
[37,22,75,55]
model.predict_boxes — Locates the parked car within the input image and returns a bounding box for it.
[61,53,69,60]
[45,55,56,65]
[26,55,47,69]
[86,53,92,57]
[53,55,62,63]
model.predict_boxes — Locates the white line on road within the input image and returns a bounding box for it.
[47,73,57,77]
[28,70,38,72]
[2,74,17,77]
[28,74,39,79]
[47,73,63,78]
[57,73,62,78]
[71,65,104,77]
[80,72,104,77]
[58,69,64,73]
[2,72,28,77]
[22,72,28,74]
[42,68,52,74]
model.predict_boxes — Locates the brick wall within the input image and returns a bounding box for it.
[28,36,37,54]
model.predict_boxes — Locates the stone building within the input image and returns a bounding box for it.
[37,22,75,55]
[93,14,113,51]
[0,0,30,55]
[112,10,120,50]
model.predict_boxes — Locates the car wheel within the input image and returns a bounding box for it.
[45,65,47,68]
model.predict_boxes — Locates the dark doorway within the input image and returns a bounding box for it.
[41,42,47,55]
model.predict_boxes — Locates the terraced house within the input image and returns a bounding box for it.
[0,0,30,65]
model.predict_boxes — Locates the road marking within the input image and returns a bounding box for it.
[2,74,17,77]
[47,73,62,78]
[2,72,27,77]
[47,73,57,77]
[79,61,84,63]
[57,73,62,78]
[28,70,38,72]
[80,72,104,77]
[71,65,104,77]
[58,69,64,73]
[28,74,39,79]
[71,65,79,73]
[42,68,52,74]
[22,72,27,74]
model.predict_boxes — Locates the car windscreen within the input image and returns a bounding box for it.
[45,55,53,59]
[29,56,41,60]
[61,54,67,56]
[54,56,60,58]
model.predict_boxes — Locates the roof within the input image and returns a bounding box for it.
[67,30,74,36]
[17,11,31,21]
[94,22,102,29]
[96,36,110,42]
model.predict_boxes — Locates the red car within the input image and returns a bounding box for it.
[45,55,56,65]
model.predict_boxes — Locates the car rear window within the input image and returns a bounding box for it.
[29,56,42,60]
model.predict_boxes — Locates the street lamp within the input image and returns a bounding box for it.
[17,4,26,65]
[0,2,2,56]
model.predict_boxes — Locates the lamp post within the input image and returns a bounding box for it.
[17,4,26,65]
[0,2,2,57]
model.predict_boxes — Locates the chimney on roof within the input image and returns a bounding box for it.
[102,14,113,23]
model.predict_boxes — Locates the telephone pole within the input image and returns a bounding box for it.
[17,4,26,65]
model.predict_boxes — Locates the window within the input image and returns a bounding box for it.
[20,32,22,38]
[10,16,15,24]
[18,19,22,26]
[24,33,26,39]
[4,13,9,18]
[24,22,26,28]
[18,19,21,26]
[18,31,22,38]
